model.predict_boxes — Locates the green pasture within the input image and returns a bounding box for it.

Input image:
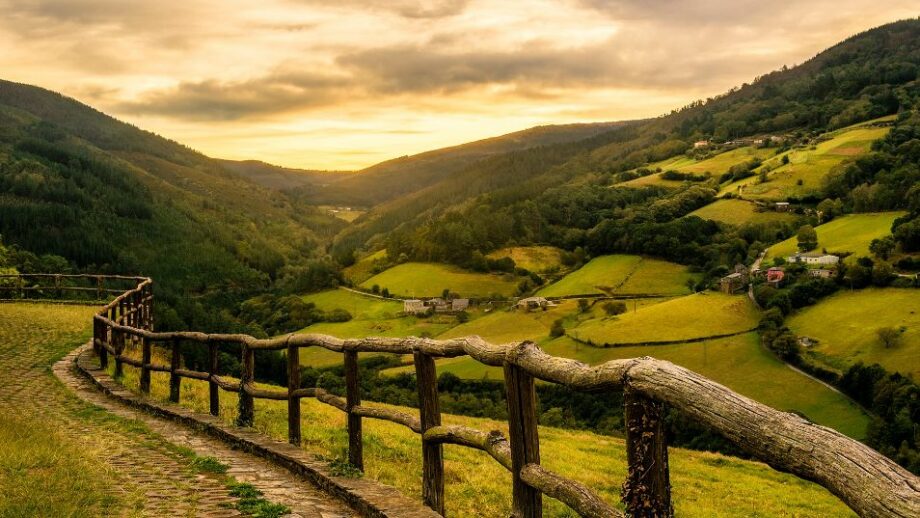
[360,262,519,298]
[486,246,565,273]
[537,255,695,297]
[765,212,905,264]
[787,288,920,379]
[688,199,798,226]
[570,292,759,346]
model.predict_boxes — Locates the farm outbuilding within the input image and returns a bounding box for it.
[515,297,555,310]
[403,299,427,315]
[719,272,747,294]
[786,252,840,265]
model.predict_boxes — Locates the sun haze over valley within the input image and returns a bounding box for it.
[0,2,919,517]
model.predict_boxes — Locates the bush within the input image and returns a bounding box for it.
[324,309,352,323]
[602,301,627,316]
[549,319,565,338]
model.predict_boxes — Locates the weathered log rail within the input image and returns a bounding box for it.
[10,274,917,517]
[0,273,139,302]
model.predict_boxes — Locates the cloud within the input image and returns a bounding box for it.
[291,0,470,18]
[116,71,352,121]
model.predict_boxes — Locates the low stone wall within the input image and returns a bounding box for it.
[72,343,439,518]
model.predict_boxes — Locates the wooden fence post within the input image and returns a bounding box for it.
[504,362,541,518]
[208,340,220,416]
[622,389,672,518]
[96,276,104,301]
[99,322,109,369]
[54,274,62,299]
[344,349,363,471]
[169,338,181,403]
[113,327,124,378]
[414,352,444,515]
[139,335,151,393]
[288,341,301,446]
[147,285,154,331]
[92,317,101,355]
[237,345,255,427]
[18,275,24,299]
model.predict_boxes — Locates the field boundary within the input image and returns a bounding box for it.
[70,342,439,518]
[566,328,759,348]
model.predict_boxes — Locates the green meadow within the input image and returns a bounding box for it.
[688,198,798,226]
[486,245,565,273]
[536,255,696,297]
[623,146,775,188]
[117,357,856,517]
[787,288,920,380]
[720,121,890,200]
[389,330,868,440]
[765,212,905,264]
[298,289,459,367]
[343,249,388,284]
[537,255,641,296]
[360,262,519,298]
[571,292,759,346]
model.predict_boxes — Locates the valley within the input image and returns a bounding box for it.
[1,15,919,517]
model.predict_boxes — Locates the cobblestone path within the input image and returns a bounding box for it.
[0,303,354,517]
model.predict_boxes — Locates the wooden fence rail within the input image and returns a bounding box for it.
[9,274,916,517]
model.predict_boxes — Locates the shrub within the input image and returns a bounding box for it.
[549,319,565,338]
[602,301,627,316]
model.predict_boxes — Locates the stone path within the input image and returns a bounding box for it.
[0,304,354,517]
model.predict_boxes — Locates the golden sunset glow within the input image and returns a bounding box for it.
[1,0,916,169]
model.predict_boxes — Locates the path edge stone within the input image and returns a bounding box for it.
[66,342,440,518]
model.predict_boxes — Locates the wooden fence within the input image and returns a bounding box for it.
[11,274,917,517]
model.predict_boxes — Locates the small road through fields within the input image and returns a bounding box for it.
[0,303,353,518]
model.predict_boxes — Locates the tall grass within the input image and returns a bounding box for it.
[114,349,855,517]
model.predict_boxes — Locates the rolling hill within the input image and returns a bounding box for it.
[0,79,343,327]
[330,19,920,266]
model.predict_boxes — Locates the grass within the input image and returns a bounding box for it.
[360,262,519,298]
[298,289,459,367]
[538,333,869,439]
[536,255,696,297]
[765,212,905,264]
[116,356,857,517]
[537,255,641,296]
[688,199,798,226]
[622,146,775,188]
[616,258,698,295]
[343,249,388,284]
[787,288,920,380]
[571,292,759,345]
[0,303,140,516]
[486,246,565,273]
[0,412,123,517]
[383,298,673,380]
[720,121,890,200]
[319,205,365,222]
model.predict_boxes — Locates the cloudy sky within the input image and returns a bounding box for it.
[0,1,916,170]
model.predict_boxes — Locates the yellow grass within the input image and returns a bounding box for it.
[571,292,759,345]
[787,288,920,379]
[765,212,905,264]
[486,246,565,273]
[114,356,856,517]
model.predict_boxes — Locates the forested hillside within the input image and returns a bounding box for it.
[0,80,345,330]
[292,121,630,207]
[333,19,920,270]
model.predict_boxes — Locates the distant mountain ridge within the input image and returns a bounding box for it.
[320,121,631,205]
